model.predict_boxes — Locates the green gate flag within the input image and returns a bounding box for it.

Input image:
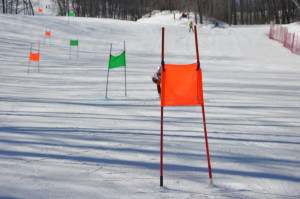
[68,12,75,16]
[70,40,78,46]
[57,9,61,13]
[109,52,126,69]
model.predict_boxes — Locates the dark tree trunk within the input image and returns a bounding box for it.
[197,0,203,24]
[240,0,244,24]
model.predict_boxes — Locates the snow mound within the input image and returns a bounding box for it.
[286,22,300,35]
[138,10,190,26]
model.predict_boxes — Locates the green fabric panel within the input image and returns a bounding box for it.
[68,12,75,16]
[70,40,78,46]
[57,9,61,13]
[109,52,126,69]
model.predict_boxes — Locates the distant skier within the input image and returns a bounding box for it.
[152,66,161,97]
[189,21,194,32]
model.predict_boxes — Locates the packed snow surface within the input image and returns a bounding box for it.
[0,11,300,199]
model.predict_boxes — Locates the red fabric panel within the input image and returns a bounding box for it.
[29,53,40,61]
[161,63,203,107]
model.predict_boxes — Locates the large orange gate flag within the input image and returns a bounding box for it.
[161,63,203,107]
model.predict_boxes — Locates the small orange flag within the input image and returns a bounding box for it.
[38,8,43,12]
[161,63,203,107]
[45,31,51,36]
[29,53,40,61]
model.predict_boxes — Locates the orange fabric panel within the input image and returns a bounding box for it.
[161,63,203,107]
[29,53,40,61]
[45,31,51,36]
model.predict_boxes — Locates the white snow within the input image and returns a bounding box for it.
[285,22,300,36]
[0,11,300,199]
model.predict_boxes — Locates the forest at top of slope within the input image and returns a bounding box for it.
[1,0,300,25]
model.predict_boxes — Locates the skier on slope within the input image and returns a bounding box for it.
[189,21,194,32]
[152,66,161,97]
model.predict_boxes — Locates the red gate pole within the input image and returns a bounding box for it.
[202,105,213,184]
[160,27,165,187]
[160,106,164,187]
[194,25,213,184]
[194,26,200,70]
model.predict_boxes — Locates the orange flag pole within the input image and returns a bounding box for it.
[28,43,32,73]
[194,25,213,184]
[38,42,40,72]
[28,43,41,73]
[160,27,165,187]
[44,30,51,45]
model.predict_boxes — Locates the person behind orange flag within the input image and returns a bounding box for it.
[152,66,161,97]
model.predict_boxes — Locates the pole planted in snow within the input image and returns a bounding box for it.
[28,43,32,73]
[124,41,127,97]
[160,27,165,187]
[105,43,112,99]
[38,42,40,73]
[194,25,213,184]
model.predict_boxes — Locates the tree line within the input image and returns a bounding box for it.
[2,0,300,24]
[1,0,34,15]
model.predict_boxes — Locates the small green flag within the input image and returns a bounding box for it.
[68,12,75,16]
[70,40,78,46]
[109,52,126,69]
[57,9,61,13]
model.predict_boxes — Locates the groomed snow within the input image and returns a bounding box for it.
[0,11,300,199]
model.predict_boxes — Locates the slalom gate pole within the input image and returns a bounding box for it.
[161,27,165,70]
[194,25,213,184]
[105,43,113,99]
[160,106,164,187]
[44,29,48,44]
[124,41,127,97]
[28,43,32,73]
[69,39,71,59]
[160,27,165,187]
[38,42,40,72]
[194,26,200,70]
[202,104,213,184]
[77,39,79,58]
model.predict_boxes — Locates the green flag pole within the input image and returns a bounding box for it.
[124,41,127,97]
[69,39,71,59]
[77,39,79,58]
[69,39,79,58]
[105,43,112,99]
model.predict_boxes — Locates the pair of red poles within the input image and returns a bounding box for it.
[159,26,213,186]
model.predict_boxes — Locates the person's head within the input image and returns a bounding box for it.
[157,65,161,72]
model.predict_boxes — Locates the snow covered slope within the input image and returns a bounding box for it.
[0,12,300,199]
